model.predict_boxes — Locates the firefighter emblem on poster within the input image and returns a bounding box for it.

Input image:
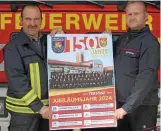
[47,34,117,130]
[52,37,65,53]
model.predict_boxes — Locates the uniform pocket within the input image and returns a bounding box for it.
[22,52,42,75]
[9,113,40,131]
[10,113,33,126]
[23,55,41,65]
[123,50,139,75]
[124,50,139,58]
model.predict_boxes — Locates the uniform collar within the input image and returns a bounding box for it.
[26,31,43,43]
[19,28,43,45]
[127,24,150,38]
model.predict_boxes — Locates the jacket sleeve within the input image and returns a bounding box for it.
[4,44,44,112]
[122,37,160,113]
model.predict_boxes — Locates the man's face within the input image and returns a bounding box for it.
[20,6,42,38]
[126,2,148,30]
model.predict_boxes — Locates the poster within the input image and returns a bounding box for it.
[47,34,117,130]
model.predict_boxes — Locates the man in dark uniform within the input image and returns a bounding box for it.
[4,4,72,131]
[113,2,160,131]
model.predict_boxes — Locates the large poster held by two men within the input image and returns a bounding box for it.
[47,34,117,130]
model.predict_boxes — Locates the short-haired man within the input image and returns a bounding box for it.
[4,4,71,131]
[113,1,160,131]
